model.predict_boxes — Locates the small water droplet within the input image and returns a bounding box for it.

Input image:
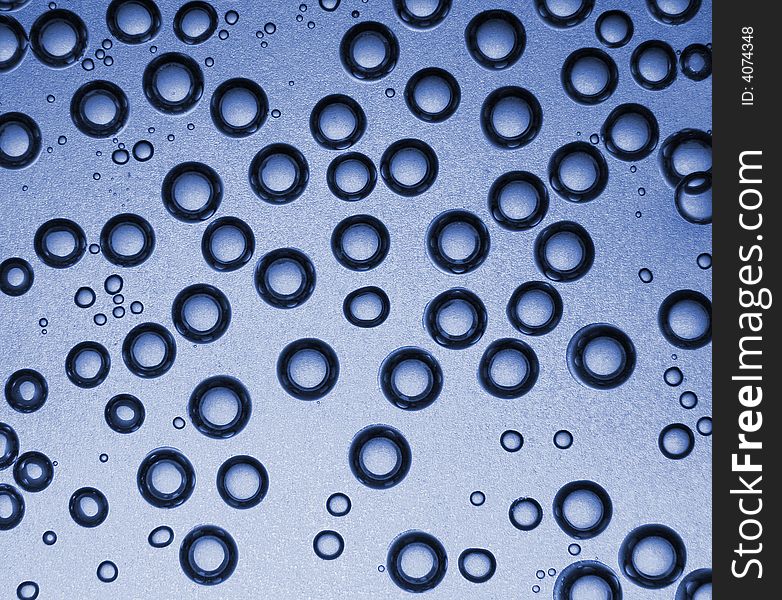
[112,149,129,165]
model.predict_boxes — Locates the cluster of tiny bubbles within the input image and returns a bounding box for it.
[0,0,711,595]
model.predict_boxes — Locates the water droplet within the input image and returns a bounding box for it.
[553,429,573,449]
[319,0,340,12]
[638,268,653,283]
[112,148,129,165]
[664,366,684,387]
[132,139,154,161]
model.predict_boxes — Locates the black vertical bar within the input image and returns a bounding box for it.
[713,2,779,598]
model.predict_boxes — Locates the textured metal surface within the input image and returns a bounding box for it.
[0,0,711,598]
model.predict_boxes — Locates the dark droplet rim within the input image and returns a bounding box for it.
[188,375,252,438]
[248,143,309,204]
[34,218,86,268]
[380,138,439,197]
[631,40,677,91]
[548,142,608,203]
[425,287,487,349]
[508,496,543,531]
[0,15,27,73]
[535,0,595,28]
[594,10,634,48]
[216,455,269,509]
[30,9,88,68]
[566,323,637,389]
[601,103,659,162]
[658,289,712,349]
[619,523,687,588]
[0,112,40,170]
[172,284,231,343]
[561,47,618,105]
[404,67,461,122]
[658,423,695,460]
[121,322,177,379]
[313,530,345,560]
[210,78,269,138]
[69,487,108,528]
[426,210,490,275]
[478,338,540,399]
[481,86,543,149]
[507,281,564,336]
[0,422,19,469]
[100,213,156,267]
[343,286,390,328]
[380,347,443,411]
[143,52,204,114]
[173,0,218,45]
[331,214,390,271]
[326,152,377,201]
[349,424,412,489]
[70,80,130,138]
[137,447,196,508]
[552,480,614,540]
[309,94,367,150]
[254,247,316,308]
[393,0,451,29]
[340,21,399,81]
[148,525,175,548]
[0,483,24,530]
[13,450,54,493]
[553,561,622,600]
[65,341,111,389]
[534,220,595,282]
[0,257,34,296]
[162,162,223,222]
[646,0,701,25]
[201,216,255,272]
[675,568,712,600]
[386,530,448,592]
[106,0,161,44]
[105,394,145,434]
[458,548,497,583]
[276,338,340,400]
[5,368,47,413]
[488,171,549,231]
[680,44,712,81]
[465,10,526,70]
[179,525,238,586]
